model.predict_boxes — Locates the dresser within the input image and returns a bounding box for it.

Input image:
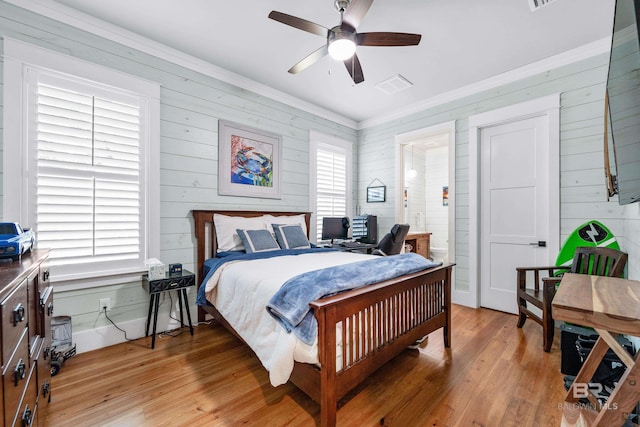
[0,250,52,427]
[405,232,431,259]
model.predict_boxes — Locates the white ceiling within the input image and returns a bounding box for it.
[45,0,616,126]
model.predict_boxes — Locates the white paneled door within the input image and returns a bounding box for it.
[480,115,551,314]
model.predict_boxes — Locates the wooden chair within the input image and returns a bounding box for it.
[516,246,628,352]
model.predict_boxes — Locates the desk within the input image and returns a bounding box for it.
[332,242,377,254]
[142,270,195,349]
[552,273,640,426]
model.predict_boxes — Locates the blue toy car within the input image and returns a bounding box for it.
[0,222,35,261]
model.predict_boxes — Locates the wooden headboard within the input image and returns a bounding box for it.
[191,210,312,281]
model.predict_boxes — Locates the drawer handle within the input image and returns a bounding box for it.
[13,303,25,326]
[21,404,33,426]
[43,270,50,281]
[47,301,54,316]
[44,346,51,360]
[14,358,26,386]
[43,381,51,401]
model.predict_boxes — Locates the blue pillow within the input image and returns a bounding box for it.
[236,229,281,253]
[272,224,311,249]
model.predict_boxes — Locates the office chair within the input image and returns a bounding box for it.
[373,224,410,256]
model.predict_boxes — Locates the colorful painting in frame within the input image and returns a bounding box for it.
[218,120,282,199]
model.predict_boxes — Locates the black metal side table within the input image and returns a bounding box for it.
[142,269,195,349]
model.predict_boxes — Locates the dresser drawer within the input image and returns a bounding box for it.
[27,267,41,356]
[39,258,50,292]
[1,278,28,365]
[34,337,52,420]
[14,363,37,427]
[3,327,29,426]
[143,274,195,293]
[37,286,54,339]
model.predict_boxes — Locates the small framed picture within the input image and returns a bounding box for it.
[367,185,386,203]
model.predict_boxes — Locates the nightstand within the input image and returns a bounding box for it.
[142,269,195,349]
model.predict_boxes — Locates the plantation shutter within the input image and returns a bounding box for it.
[315,144,347,241]
[35,76,142,270]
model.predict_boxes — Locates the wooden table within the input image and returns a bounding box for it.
[552,273,640,426]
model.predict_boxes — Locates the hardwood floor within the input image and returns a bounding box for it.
[43,305,565,426]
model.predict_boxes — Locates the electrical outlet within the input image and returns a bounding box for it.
[99,298,111,312]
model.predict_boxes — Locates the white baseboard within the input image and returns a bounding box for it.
[72,304,196,354]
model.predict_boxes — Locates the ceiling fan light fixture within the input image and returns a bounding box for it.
[328,29,356,60]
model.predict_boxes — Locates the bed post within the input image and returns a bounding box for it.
[444,265,452,348]
[193,211,206,279]
[316,304,338,427]
[192,210,213,322]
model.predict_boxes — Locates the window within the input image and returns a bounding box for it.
[3,39,160,287]
[309,131,352,242]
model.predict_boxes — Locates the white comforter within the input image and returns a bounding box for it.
[204,251,373,386]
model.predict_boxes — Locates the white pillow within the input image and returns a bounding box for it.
[214,214,267,252]
[264,214,308,237]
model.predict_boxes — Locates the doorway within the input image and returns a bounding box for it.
[395,121,456,267]
[468,94,560,312]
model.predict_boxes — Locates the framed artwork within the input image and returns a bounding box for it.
[218,120,282,199]
[366,185,386,203]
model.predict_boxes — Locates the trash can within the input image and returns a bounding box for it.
[51,315,72,348]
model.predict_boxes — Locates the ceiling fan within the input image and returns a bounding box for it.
[268,0,421,84]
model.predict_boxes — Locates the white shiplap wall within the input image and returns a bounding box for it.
[1,1,639,352]
[357,52,638,296]
[625,204,640,279]
[424,146,449,250]
[404,146,427,232]
[0,1,356,351]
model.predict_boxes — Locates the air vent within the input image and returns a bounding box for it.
[528,0,558,11]
[376,74,413,95]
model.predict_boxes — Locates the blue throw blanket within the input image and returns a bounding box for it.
[266,253,442,345]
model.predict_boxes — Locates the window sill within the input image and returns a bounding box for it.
[51,268,147,292]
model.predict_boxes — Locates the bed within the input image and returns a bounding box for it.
[192,209,453,427]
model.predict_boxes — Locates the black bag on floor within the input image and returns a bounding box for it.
[575,334,633,390]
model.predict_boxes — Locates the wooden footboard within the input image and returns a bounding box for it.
[191,209,453,427]
[289,264,452,427]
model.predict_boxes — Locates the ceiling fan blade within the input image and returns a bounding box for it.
[288,45,329,74]
[268,11,330,37]
[343,53,364,84]
[342,0,373,31]
[356,32,422,47]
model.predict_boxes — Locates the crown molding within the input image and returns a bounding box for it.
[358,36,611,129]
[6,0,610,131]
[6,0,357,129]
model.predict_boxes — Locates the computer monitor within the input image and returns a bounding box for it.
[321,217,349,243]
